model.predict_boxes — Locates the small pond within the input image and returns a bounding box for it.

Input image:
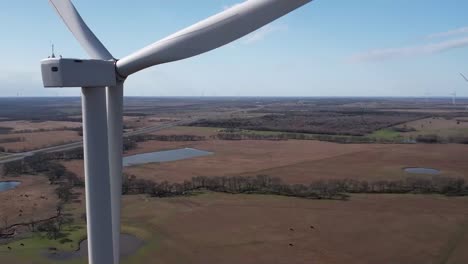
[123,148,213,167]
[404,167,440,175]
[0,181,21,193]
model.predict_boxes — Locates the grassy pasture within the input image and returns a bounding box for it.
[3,193,468,264]
[0,131,81,152]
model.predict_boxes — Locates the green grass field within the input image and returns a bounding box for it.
[368,129,404,141]
[0,225,86,264]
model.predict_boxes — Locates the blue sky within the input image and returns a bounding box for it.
[1,0,468,97]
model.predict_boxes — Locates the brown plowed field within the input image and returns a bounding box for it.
[121,140,468,184]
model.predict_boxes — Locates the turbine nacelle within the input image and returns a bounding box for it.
[41,58,116,88]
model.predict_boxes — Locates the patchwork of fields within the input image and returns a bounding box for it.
[1,97,468,264]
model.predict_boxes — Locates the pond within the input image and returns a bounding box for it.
[123,148,213,167]
[404,167,440,175]
[0,181,21,193]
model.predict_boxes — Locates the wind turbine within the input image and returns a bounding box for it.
[41,0,313,263]
[460,73,468,110]
[424,91,431,104]
[451,91,457,105]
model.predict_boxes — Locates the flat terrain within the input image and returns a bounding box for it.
[124,140,379,183]
[150,126,219,137]
[2,97,468,263]
[63,140,380,182]
[124,116,180,131]
[398,117,468,137]
[0,175,59,228]
[0,120,81,132]
[243,143,468,183]
[0,131,81,152]
[2,193,467,264]
[62,138,468,185]
[121,193,468,264]
[126,140,468,184]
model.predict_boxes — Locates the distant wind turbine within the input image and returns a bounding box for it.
[424,91,431,104]
[451,91,457,105]
[459,73,468,110]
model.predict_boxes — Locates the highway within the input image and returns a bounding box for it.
[0,105,257,165]
[0,119,193,164]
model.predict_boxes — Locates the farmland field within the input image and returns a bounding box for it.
[0,175,59,230]
[61,136,468,185]
[398,117,468,137]
[1,193,467,264]
[1,97,468,264]
[122,140,468,184]
[0,120,81,133]
[0,131,81,152]
[119,193,468,264]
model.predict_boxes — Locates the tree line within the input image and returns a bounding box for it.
[0,127,82,135]
[2,152,82,206]
[3,146,466,205]
[215,131,468,145]
[213,132,394,144]
[0,126,13,134]
[0,137,24,144]
[415,134,468,144]
[0,152,81,241]
[122,174,468,200]
[122,174,348,200]
[123,134,206,151]
[190,110,426,137]
[34,204,74,242]
[3,154,81,185]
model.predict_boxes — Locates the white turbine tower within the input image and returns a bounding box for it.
[41,0,313,263]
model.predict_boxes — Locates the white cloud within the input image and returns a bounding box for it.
[242,24,288,45]
[349,36,468,63]
[349,25,468,63]
[427,26,468,39]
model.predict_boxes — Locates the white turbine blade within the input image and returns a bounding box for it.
[49,0,113,60]
[460,73,468,83]
[117,0,312,77]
